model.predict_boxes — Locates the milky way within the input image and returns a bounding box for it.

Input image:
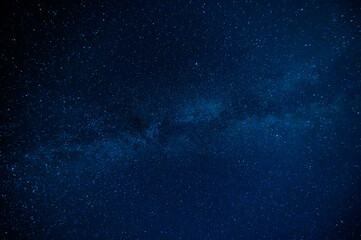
[1,1,361,239]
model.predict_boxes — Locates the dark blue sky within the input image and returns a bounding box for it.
[1,0,361,239]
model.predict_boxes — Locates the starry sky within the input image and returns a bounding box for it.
[1,0,361,239]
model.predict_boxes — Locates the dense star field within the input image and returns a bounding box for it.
[1,0,361,239]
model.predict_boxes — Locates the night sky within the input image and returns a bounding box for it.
[1,0,361,239]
